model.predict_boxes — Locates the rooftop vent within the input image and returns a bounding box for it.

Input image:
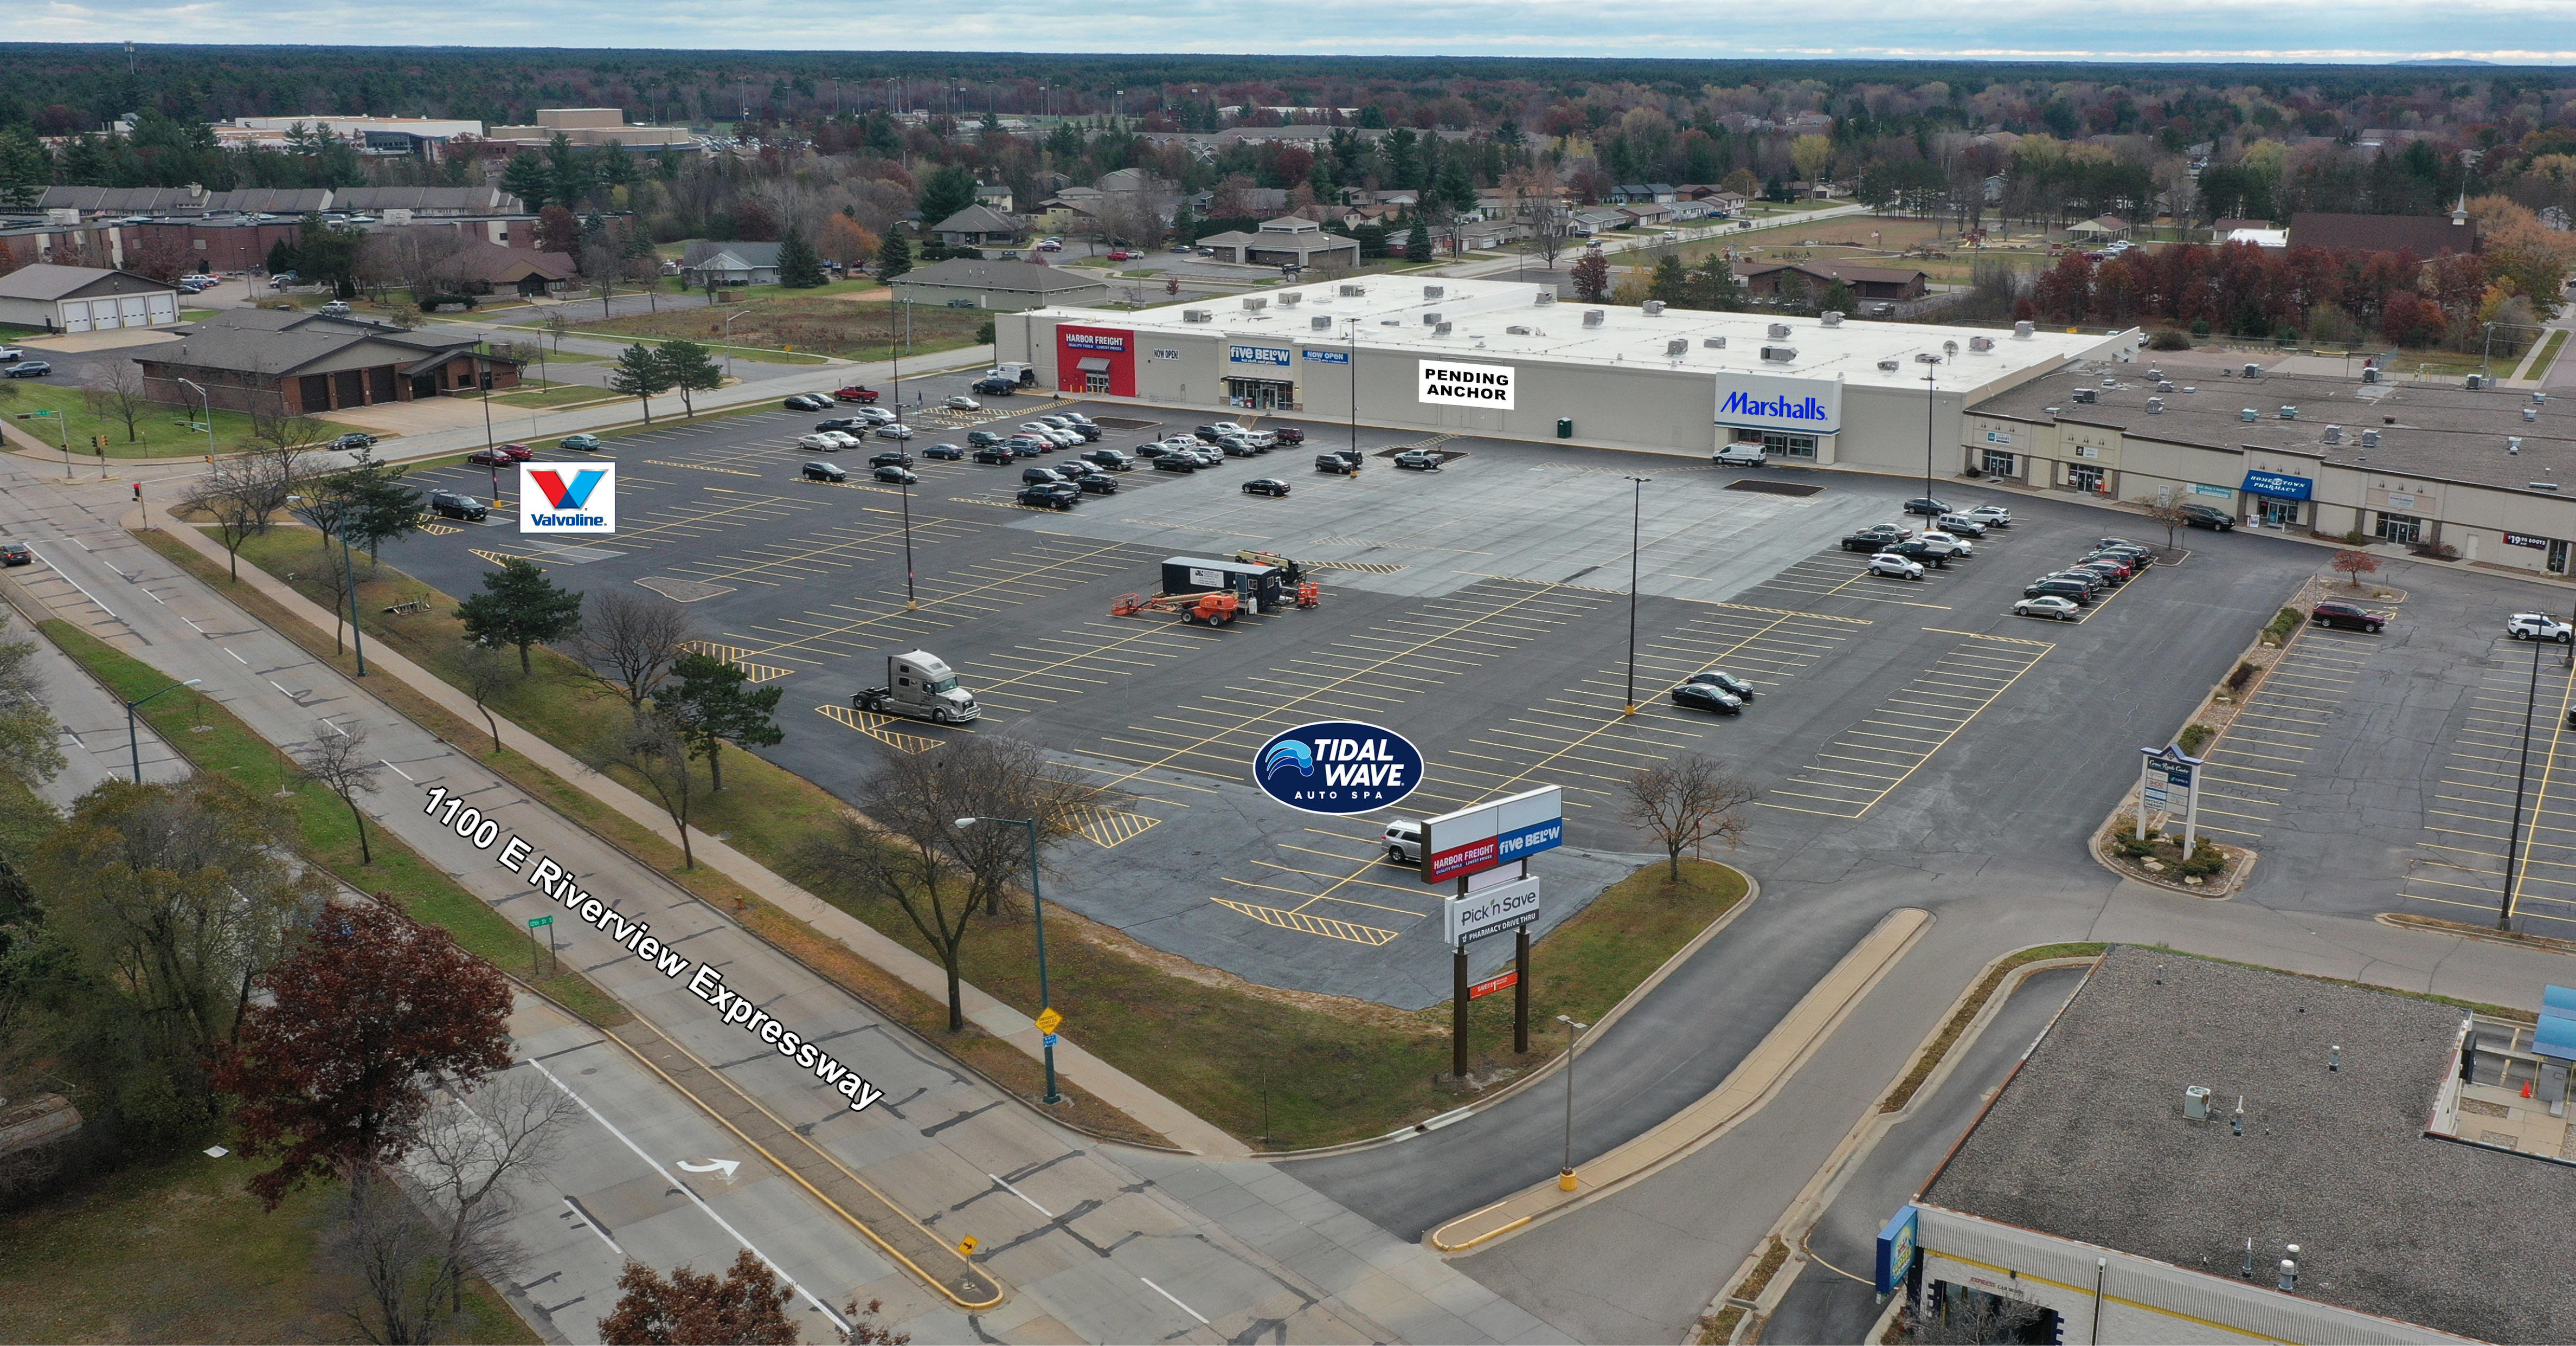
[2536,392,2550,405]
[2241,408,2260,422]
[2146,368,2163,381]
[2102,376,2119,388]
[1703,336,1727,349]
[2159,381,2176,393]
[2072,388,2099,404]
[1506,325,1532,336]
[2013,320,2035,339]
[1338,284,1366,297]
[1878,358,1901,371]
[1379,317,1402,326]
[1242,296,1267,311]
[1183,308,1212,323]
[2384,415,2397,424]
[2182,386,2196,394]
[2185,1085,2213,1120]
[2147,397,2164,413]
[1821,311,1844,326]
[2361,429,2381,448]
[2532,481,2560,491]
[2527,407,2541,423]
[1642,300,1666,315]
[1583,310,1606,328]
[2468,373,2487,390]
[2323,425,2342,443]
[1768,322,1793,339]
[1278,292,1301,307]
[1968,336,1995,352]
[1434,322,1453,336]
[1422,311,1442,326]
[1761,344,1798,364]
[1310,315,1332,330]
[1423,285,1444,300]
[1666,338,1690,356]
[1535,292,1557,305]
[2278,406,2298,420]
[1915,352,1942,364]
[2510,436,2525,453]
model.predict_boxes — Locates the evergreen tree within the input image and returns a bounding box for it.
[873,230,913,280]
[0,127,47,211]
[499,151,551,212]
[455,558,585,674]
[1820,279,1856,316]
[1404,219,1434,262]
[1690,254,1749,311]
[656,653,785,792]
[1648,254,1692,307]
[918,234,952,263]
[265,237,297,276]
[775,225,826,288]
[654,339,724,416]
[914,163,979,227]
[608,343,675,423]
[1169,201,1196,246]
[1353,222,1387,259]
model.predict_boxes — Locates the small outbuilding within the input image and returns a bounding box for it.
[890,259,1109,312]
[0,263,182,333]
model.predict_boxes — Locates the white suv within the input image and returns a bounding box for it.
[1935,512,1989,537]
[1962,505,2014,527]
[2508,613,2573,643]
[1382,819,1423,864]
[1918,529,1974,558]
[852,406,896,424]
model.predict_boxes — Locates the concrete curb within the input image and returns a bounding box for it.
[144,515,1249,1158]
[1704,951,2102,1345]
[1258,862,1760,1161]
[1428,906,1932,1255]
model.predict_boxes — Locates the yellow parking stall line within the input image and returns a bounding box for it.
[2190,804,2274,824]
[1249,859,1431,895]
[2207,746,2309,766]
[2195,821,2263,839]
[2408,874,2514,897]
[813,703,947,754]
[1208,897,1401,945]
[2198,791,2282,808]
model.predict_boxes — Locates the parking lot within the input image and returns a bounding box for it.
[377,379,2576,1004]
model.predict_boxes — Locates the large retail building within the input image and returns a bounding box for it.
[994,278,2125,467]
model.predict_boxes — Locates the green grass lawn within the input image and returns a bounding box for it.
[173,530,1749,1147]
[490,383,617,410]
[0,382,266,460]
[0,1151,534,1344]
[2522,328,2568,381]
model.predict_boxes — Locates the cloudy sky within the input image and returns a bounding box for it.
[15,0,2576,63]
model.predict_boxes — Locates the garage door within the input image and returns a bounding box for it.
[146,293,177,324]
[60,300,91,333]
[118,296,150,328]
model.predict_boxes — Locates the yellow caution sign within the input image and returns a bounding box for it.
[956,1235,979,1257]
[1033,1007,1062,1037]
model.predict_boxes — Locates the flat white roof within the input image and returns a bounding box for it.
[1036,277,2127,393]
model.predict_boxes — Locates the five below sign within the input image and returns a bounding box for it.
[1421,784,1565,884]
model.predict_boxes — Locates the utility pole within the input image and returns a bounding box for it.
[1623,476,1649,714]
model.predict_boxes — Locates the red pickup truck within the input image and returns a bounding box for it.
[833,385,881,404]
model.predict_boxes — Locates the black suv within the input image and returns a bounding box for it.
[2176,503,2235,532]
[1016,484,1078,511]
[1840,525,1909,552]
[1083,448,1134,472]
[2023,578,2096,606]
[966,429,1004,448]
[1072,472,1120,495]
[971,377,1018,396]
[428,490,487,521]
[1153,454,1199,473]
[2311,600,2389,634]
[972,446,1016,465]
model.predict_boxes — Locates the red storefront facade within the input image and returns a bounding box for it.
[1056,324,1135,398]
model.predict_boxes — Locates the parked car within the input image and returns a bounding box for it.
[942,395,980,410]
[490,442,536,461]
[923,442,965,460]
[2077,553,2139,578]
[1242,478,1292,497]
[1685,671,1757,701]
[869,450,913,468]
[852,406,897,424]
[1917,530,1974,557]
[318,300,352,316]
[783,393,831,411]
[2311,600,2389,634]
[1316,453,1359,475]
[2023,578,2096,606]
[2509,613,2573,643]
[1888,539,1951,567]
[560,433,603,452]
[2176,503,2237,532]
[798,433,849,452]
[833,385,881,403]
[1082,448,1134,472]
[1003,436,1045,457]
[428,491,489,521]
[1840,524,1911,551]
[970,377,1018,396]
[1016,484,1078,511]
[1393,449,1443,471]
[1669,682,1745,715]
[875,423,914,440]
[873,465,918,485]
[2014,595,2082,621]
[0,346,21,363]
[1961,505,2014,527]
[1868,553,1926,581]
[1714,442,1768,468]
[1072,472,1120,495]
[465,448,518,468]
[815,416,869,432]
[1022,466,1070,487]
[0,542,30,566]
[972,446,1017,465]
[1934,513,1989,537]
[1038,237,1063,252]
[2039,571,2109,596]
[1217,436,1262,458]
[1902,497,1949,517]
[1106,249,1136,261]
[1269,427,1305,445]
[325,432,377,452]
[1383,819,1424,863]
[966,429,1004,448]
[801,461,848,482]
[1152,454,1199,473]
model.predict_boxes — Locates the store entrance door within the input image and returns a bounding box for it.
[2258,497,2302,527]
[1224,377,1293,410]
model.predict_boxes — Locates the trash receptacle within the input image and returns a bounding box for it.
[1556,417,1573,439]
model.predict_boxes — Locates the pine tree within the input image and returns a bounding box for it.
[873,231,913,280]
[266,237,298,276]
[455,558,586,674]
[657,653,784,792]
[1404,219,1434,262]
[776,225,826,288]
[914,164,980,228]
[500,151,551,212]
[608,343,675,422]
[654,339,724,416]
[1690,254,1749,311]
[1170,202,1196,247]
[1649,254,1691,306]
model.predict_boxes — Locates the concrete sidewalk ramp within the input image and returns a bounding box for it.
[1428,906,1931,1254]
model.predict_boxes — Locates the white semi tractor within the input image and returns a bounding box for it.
[852,650,981,724]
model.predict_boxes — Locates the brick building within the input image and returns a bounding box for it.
[136,309,520,415]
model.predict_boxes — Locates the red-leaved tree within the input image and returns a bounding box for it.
[216,901,512,1207]
[597,1250,799,1346]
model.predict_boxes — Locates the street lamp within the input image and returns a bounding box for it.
[1345,318,1359,465]
[125,678,201,781]
[175,377,214,463]
[2501,632,2546,931]
[1555,1014,1589,1191]
[1923,364,1938,510]
[722,309,752,381]
[956,816,1062,1105]
[1623,476,1650,714]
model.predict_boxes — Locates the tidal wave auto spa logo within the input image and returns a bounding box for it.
[519,463,616,534]
[1254,720,1424,815]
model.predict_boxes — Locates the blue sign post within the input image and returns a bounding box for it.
[1876,1205,1919,1297]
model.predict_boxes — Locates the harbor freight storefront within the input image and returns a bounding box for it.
[2241,469,2313,529]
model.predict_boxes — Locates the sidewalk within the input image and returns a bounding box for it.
[152,512,1247,1158]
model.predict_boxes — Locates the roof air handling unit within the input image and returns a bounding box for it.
[2147,397,2165,413]
[2072,388,2098,404]
[2468,373,2487,390]
[1968,336,1995,352]
[2323,425,2342,443]
[1183,309,1212,323]
[1534,292,1557,305]
[1310,315,1332,330]
[1506,325,1532,336]
[1583,310,1605,327]
[1704,337,1727,348]
[1666,338,1690,356]
[1642,300,1666,315]
[1821,311,1844,326]
[1242,296,1267,311]
[1768,323,1793,339]
[2241,408,2259,422]
[1761,345,1797,363]
[2279,406,2298,419]
[1434,322,1452,336]
[2361,429,2381,447]
[1338,284,1366,297]
[1277,292,1301,307]
[2244,363,2262,378]
[1423,285,1444,300]
[1422,312,1442,325]
[2013,320,2035,338]
[1878,359,1901,371]
[2526,407,2540,422]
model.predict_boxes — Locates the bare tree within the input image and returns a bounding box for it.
[2135,496,2194,549]
[456,644,518,755]
[247,393,331,455]
[1903,1290,2057,1344]
[0,615,65,789]
[839,1299,913,1345]
[1620,755,1758,883]
[297,719,386,863]
[585,708,698,868]
[574,591,695,716]
[82,360,152,443]
[183,447,301,579]
[1508,166,1570,272]
[943,735,1113,918]
[786,750,985,1031]
[406,1070,579,1315]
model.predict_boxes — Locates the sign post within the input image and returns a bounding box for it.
[527,913,555,975]
[2137,743,2205,852]
[1423,787,1562,1075]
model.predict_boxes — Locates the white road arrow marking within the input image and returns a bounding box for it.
[676,1157,742,1180]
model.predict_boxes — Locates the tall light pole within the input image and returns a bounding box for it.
[1555,1014,1589,1190]
[2501,633,2545,931]
[125,678,201,781]
[957,816,1062,1105]
[1623,476,1650,715]
[1345,318,1359,465]
[1922,364,1938,509]
[175,377,214,463]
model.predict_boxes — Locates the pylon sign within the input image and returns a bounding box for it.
[2137,742,2205,853]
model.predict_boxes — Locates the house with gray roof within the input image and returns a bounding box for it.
[680,241,786,287]
[135,308,519,416]
[928,205,1023,249]
[1192,216,1361,270]
[890,259,1109,312]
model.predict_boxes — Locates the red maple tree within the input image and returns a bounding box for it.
[216,900,512,1208]
[597,1250,800,1346]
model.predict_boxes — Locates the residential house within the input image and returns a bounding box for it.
[891,258,1110,312]
[2065,215,2132,242]
[1617,202,1675,227]
[0,263,180,333]
[429,241,579,297]
[973,182,1014,213]
[1191,216,1361,269]
[136,308,519,414]
[680,241,786,286]
[928,205,1024,249]
[1608,184,1678,205]
[1570,208,1630,236]
[1735,260,1930,302]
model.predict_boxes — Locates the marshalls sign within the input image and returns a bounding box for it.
[1418,358,1517,410]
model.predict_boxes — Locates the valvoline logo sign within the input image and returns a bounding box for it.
[1254,720,1423,815]
[519,463,615,534]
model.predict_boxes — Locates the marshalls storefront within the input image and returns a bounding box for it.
[995,278,2123,468]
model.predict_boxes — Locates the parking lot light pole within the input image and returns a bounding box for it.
[125,678,201,781]
[1923,365,1937,510]
[1623,476,1650,714]
[1556,1015,1589,1191]
[957,816,1062,1105]
[2502,634,2545,931]
[1346,319,1359,465]
[175,378,214,462]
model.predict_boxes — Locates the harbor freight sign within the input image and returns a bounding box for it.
[1420,784,1565,884]
[1445,875,1540,948]
[1254,720,1424,814]
[1418,358,1517,410]
[1714,372,1842,434]
[520,463,615,534]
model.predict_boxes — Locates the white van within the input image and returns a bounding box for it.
[1713,442,1766,468]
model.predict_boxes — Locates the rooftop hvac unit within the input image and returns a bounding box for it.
[2146,368,2163,381]
[2013,320,2035,339]
[2279,406,2298,420]
[2182,385,2196,394]
[1379,317,1403,325]
[1435,322,1453,336]
[2534,481,2561,491]
[1278,292,1301,307]
[2243,363,2262,378]
[2158,381,2176,393]
[1338,284,1367,297]
[2323,425,2342,443]
[2467,373,2487,390]
[2147,397,2165,413]
[1310,315,1332,330]
[2510,436,2524,453]
[2363,366,2380,383]
[2526,407,2540,422]
[1821,311,1844,326]
[1760,345,1797,363]
[1642,300,1666,315]
[1666,338,1690,356]
[2102,376,2118,387]
[1768,323,1792,339]
[1878,359,1901,371]
[1183,309,1212,323]
[2072,388,2099,404]
[1583,310,1606,327]
[1242,296,1268,311]
[2537,392,2551,405]
[1422,312,1442,325]
[2361,429,2381,447]
[2241,408,2260,422]
[1968,336,1995,352]
[1506,325,1532,336]
[1423,285,1444,300]
[1916,352,1941,363]
[2185,1086,2213,1120]
[1535,292,1557,305]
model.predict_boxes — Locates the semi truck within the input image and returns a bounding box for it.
[852,650,981,724]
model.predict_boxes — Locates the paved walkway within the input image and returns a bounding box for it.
[0,570,187,807]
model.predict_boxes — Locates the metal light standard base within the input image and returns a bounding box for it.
[125,678,201,781]
[1556,1014,1588,1192]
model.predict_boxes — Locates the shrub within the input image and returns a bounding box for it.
[2190,318,2212,337]
[2147,329,2192,351]
[2177,841,2229,877]
[2226,660,2259,692]
[2178,723,2214,755]
[2261,607,2302,643]
[2116,836,2156,858]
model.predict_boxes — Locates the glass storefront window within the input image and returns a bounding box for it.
[1981,448,2016,477]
